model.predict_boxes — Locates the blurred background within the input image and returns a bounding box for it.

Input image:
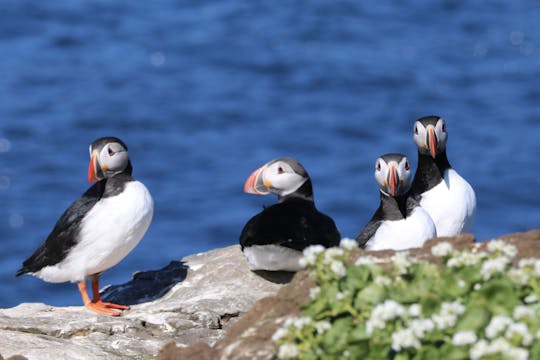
[1,1,539,308]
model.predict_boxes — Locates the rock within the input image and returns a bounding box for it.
[0,246,285,360]
[4,231,539,359]
[158,230,540,360]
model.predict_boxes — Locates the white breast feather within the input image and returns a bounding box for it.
[37,181,153,283]
[365,207,437,251]
[243,244,303,271]
[419,169,476,237]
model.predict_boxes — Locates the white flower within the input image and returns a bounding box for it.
[480,256,511,280]
[536,329,540,339]
[457,279,467,288]
[272,327,289,342]
[486,239,518,258]
[409,318,434,338]
[342,350,350,357]
[452,331,477,346]
[447,251,487,267]
[513,305,535,321]
[508,268,530,285]
[505,322,533,346]
[524,294,537,304]
[300,245,325,267]
[505,347,529,360]
[470,338,528,360]
[355,255,382,266]
[392,251,415,274]
[374,276,392,287]
[391,328,421,351]
[330,260,347,278]
[314,321,331,334]
[366,300,406,334]
[309,286,321,299]
[277,343,299,359]
[470,339,490,360]
[408,304,422,317]
[474,283,482,291]
[431,242,454,257]
[292,317,312,329]
[432,301,465,330]
[323,248,344,264]
[485,315,512,339]
[340,238,358,250]
[518,258,540,277]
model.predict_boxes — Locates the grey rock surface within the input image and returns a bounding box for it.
[0,246,285,359]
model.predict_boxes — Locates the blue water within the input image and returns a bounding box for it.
[1,1,539,308]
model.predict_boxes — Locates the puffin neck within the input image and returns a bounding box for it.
[411,151,452,193]
[278,178,314,203]
[379,192,408,220]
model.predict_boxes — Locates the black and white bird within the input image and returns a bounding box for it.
[410,116,476,237]
[239,157,340,271]
[17,137,153,316]
[356,153,436,250]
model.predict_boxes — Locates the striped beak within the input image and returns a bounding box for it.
[87,150,104,183]
[244,165,270,195]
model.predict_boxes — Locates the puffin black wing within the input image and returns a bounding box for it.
[16,181,106,276]
[355,218,382,248]
[239,198,340,251]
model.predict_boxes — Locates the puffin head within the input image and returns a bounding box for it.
[87,137,131,183]
[374,153,412,197]
[413,116,448,159]
[243,157,311,200]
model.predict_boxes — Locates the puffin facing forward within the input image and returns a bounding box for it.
[410,116,476,237]
[356,153,436,251]
[239,157,340,271]
[17,137,153,316]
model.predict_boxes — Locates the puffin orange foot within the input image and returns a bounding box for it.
[85,302,123,316]
[95,300,130,311]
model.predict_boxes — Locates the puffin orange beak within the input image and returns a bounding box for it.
[427,125,438,159]
[87,151,103,183]
[387,163,399,196]
[244,165,270,195]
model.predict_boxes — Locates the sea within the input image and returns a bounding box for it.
[1,0,539,308]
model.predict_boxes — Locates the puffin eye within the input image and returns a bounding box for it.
[442,122,447,133]
[405,161,410,171]
[277,166,284,174]
[414,125,419,135]
[108,147,116,156]
[376,162,381,171]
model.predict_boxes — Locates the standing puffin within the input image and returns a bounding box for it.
[410,116,476,237]
[16,137,153,316]
[356,153,436,250]
[239,157,340,271]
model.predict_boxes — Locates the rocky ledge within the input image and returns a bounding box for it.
[0,246,291,359]
[1,230,539,360]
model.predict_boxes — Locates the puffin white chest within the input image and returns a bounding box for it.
[243,245,303,271]
[365,207,436,251]
[419,169,476,237]
[38,181,154,283]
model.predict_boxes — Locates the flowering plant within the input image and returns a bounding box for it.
[273,239,540,359]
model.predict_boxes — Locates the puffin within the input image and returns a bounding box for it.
[239,157,340,271]
[410,116,476,237]
[16,137,153,316]
[356,153,436,251]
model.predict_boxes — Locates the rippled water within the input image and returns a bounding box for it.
[1,1,539,308]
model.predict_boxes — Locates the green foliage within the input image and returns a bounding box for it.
[273,240,540,360]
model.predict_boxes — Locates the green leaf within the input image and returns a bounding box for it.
[355,283,386,307]
[455,304,491,332]
[436,344,469,360]
[321,317,353,355]
[474,278,520,314]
